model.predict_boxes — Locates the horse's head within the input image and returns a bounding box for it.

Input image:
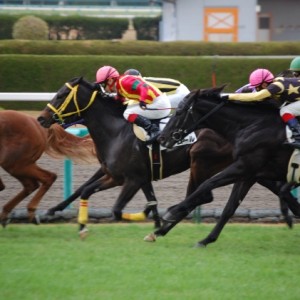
[38,77,100,128]
[159,85,226,148]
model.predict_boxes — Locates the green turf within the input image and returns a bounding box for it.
[0,223,299,300]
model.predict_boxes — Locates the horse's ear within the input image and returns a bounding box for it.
[215,83,228,93]
[71,77,83,85]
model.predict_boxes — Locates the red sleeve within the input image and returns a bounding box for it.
[138,82,150,102]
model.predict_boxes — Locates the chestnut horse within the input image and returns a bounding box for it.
[0,110,96,227]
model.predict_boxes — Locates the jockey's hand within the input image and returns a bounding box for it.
[221,95,229,102]
[139,101,147,110]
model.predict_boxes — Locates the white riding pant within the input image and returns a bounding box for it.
[168,84,190,108]
[123,93,171,120]
[280,101,300,117]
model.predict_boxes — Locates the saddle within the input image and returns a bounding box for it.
[133,118,197,181]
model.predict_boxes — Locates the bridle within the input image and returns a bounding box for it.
[47,82,98,125]
[170,96,226,143]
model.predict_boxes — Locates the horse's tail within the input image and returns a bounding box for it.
[45,124,97,163]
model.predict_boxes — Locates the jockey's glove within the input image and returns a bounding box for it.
[139,101,147,110]
[220,95,229,102]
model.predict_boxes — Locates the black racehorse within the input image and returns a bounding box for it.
[37,77,217,237]
[37,78,293,239]
[145,86,300,247]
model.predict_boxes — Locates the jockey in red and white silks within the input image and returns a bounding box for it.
[96,65,171,143]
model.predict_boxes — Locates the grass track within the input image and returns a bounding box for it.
[1,223,300,300]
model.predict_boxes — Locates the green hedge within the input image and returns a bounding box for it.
[0,54,291,110]
[1,40,300,56]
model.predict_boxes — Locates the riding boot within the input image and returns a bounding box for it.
[286,118,300,149]
[134,115,160,144]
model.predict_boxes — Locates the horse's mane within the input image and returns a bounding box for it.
[77,77,126,118]
[194,85,280,112]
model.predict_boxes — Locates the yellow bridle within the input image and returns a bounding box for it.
[47,82,98,123]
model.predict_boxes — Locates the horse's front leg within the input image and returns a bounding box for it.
[197,179,256,247]
[145,160,247,242]
[77,175,117,239]
[47,168,106,216]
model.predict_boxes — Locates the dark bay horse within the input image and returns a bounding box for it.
[0,110,96,227]
[37,78,292,239]
[37,77,203,237]
[146,86,300,247]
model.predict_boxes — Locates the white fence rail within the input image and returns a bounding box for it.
[0,93,56,101]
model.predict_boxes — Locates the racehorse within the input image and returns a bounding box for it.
[0,110,96,227]
[37,77,202,237]
[145,86,300,247]
[37,78,293,239]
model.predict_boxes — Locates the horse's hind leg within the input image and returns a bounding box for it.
[21,165,57,224]
[279,182,300,218]
[111,181,142,221]
[257,179,293,228]
[1,185,33,227]
[0,175,40,227]
[122,182,161,229]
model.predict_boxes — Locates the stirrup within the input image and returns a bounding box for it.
[145,132,160,145]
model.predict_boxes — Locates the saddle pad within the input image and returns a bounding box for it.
[133,118,197,149]
[287,149,300,183]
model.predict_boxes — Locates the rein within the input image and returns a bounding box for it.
[184,100,226,134]
[172,98,226,142]
[47,82,98,124]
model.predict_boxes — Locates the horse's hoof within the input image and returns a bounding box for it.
[286,217,293,229]
[144,232,156,242]
[1,218,10,228]
[195,241,207,248]
[32,215,41,225]
[79,228,89,240]
[46,209,56,216]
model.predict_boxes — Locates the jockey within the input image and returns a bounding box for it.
[223,68,300,148]
[96,66,171,144]
[124,68,190,108]
[289,56,300,78]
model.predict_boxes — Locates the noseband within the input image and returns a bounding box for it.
[47,82,98,124]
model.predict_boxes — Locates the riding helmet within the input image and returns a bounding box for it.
[96,66,119,83]
[290,57,300,71]
[249,68,274,87]
[124,69,142,76]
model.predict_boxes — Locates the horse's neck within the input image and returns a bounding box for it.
[83,107,134,158]
[200,102,283,142]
